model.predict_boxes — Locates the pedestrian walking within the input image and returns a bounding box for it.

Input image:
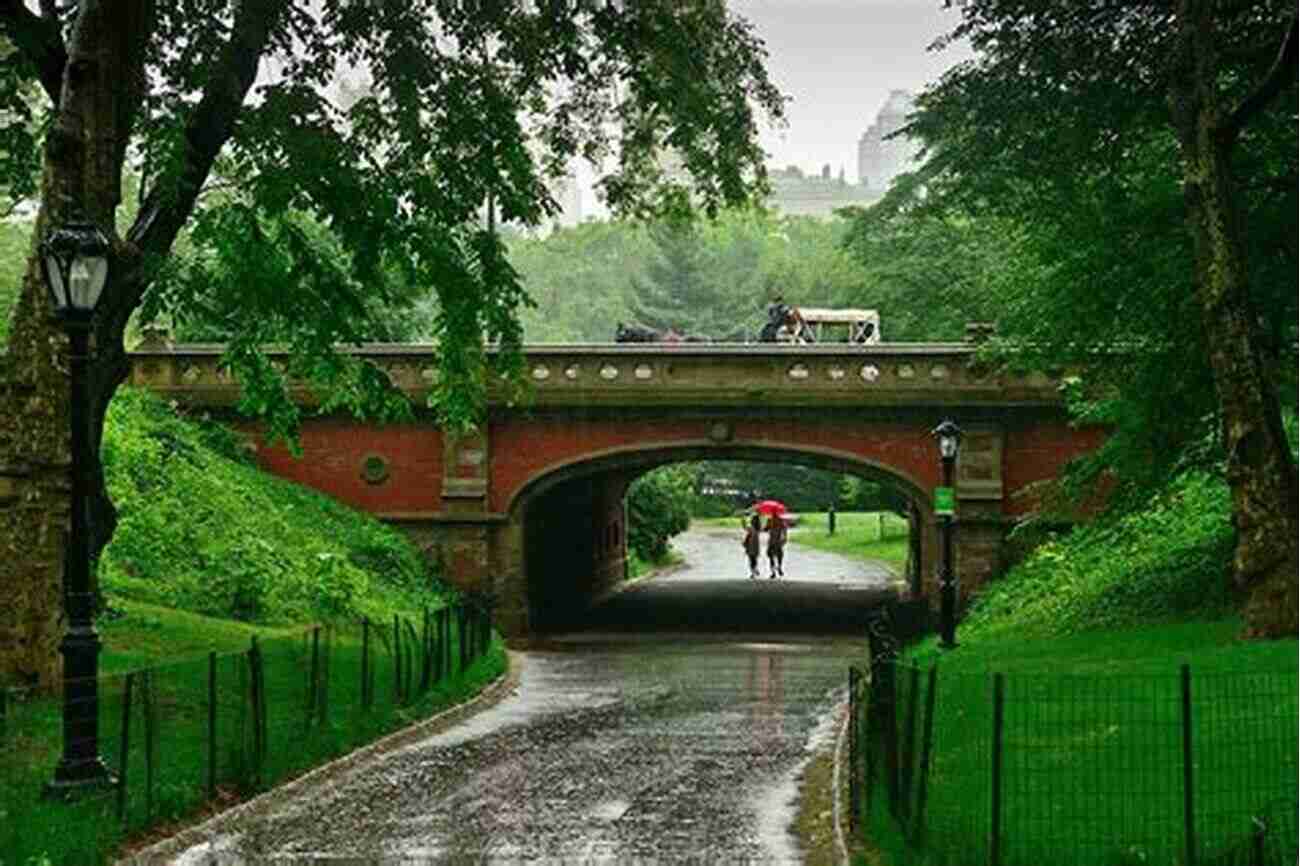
[742,513,762,580]
[766,514,787,579]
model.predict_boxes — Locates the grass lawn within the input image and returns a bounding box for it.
[694,511,910,573]
[98,599,303,675]
[1,601,504,866]
[861,619,1298,866]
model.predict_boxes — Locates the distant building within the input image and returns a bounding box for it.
[546,170,583,229]
[766,164,876,218]
[857,89,922,194]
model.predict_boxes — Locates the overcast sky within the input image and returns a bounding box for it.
[736,0,972,183]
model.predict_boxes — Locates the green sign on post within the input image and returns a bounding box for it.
[934,486,955,516]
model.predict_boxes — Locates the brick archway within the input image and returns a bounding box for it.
[500,441,937,634]
[128,342,1108,641]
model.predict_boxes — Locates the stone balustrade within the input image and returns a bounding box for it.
[128,342,1063,410]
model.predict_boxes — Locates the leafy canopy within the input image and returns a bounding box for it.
[2,0,786,434]
[843,0,1297,501]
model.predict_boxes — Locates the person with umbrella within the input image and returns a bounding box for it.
[741,513,762,580]
[753,500,788,579]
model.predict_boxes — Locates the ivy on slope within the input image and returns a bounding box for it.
[100,388,442,624]
[963,471,1236,638]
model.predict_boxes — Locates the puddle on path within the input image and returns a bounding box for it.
[166,637,864,865]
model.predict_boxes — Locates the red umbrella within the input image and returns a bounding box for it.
[752,499,787,516]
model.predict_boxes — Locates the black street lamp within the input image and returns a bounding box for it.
[41,220,114,793]
[932,419,962,649]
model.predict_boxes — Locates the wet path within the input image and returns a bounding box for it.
[579,526,897,635]
[161,530,893,864]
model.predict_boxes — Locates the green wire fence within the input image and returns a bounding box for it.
[0,598,499,864]
[848,618,1298,866]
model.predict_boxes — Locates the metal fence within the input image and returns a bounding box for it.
[848,620,1299,866]
[0,601,496,864]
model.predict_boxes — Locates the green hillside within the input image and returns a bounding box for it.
[100,387,444,626]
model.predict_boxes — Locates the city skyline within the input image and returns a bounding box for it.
[740,0,971,184]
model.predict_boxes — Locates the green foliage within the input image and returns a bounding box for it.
[961,471,1237,639]
[687,460,847,515]
[843,3,1298,509]
[838,198,1008,341]
[509,210,873,342]
[786,510,910,572]
[0,218,31,348]
[99,388,441,624]
[81,0,783,434]
[626,465,693,562]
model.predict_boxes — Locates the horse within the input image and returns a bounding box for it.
[616,322,715,343]
[758,302,815,343]
[615,322,662,343]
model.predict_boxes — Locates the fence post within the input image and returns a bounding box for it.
[405,620,418,700]
[249,637,265,790]
[911,664,939,848]
[848,667,860,830]
[142,670,156,823]
[116,673,135,824]
[899,664,921,820]
[881,662,900,818]
[420,608,431,693]
[393,615,403,704]
[990,672,1005,866]
[308,626,320,728]
[460,605,469,673]
[1181,663,1196,866]
[361,618,371,711]
[320,626,331,727]
[443,608,452,679]
[207,651,217,800]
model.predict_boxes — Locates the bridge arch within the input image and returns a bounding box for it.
[501,441,935,635]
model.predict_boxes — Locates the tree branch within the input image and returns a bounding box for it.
[0,0,67,104]
[1223,16,1297,143]
[127,0,283,265]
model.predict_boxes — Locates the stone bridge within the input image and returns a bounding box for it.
[128,342,1105,639]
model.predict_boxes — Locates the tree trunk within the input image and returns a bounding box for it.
[0,0,153,690]
[1169,2,1299,638]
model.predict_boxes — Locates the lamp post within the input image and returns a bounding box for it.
[41,220,113,793]
[932,419,962,649]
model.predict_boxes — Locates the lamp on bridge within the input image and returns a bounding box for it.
[41,219,114,794]
[932,419,962,649]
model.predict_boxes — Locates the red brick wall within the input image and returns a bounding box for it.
[236,418,443,514]
[239,414,1104,520]
[490,416,942,514]
[1002,422,1109,516]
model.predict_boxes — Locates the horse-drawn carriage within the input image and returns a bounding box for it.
[615,304,881,345]
[759,304,880,345]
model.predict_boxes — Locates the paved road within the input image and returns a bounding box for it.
[576,526,898,636]
[155,529,895,865]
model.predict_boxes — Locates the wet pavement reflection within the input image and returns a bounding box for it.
[165,530,887,864]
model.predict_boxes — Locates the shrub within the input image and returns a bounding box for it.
[627,466,692,562]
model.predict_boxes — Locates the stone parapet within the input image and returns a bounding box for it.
[128,343,1065,410]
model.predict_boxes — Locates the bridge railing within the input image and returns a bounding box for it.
[127,341,1066,408]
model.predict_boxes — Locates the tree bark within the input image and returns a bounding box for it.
[0,0,156,690]
[1,0,285,689]
[1168,1,1299,637]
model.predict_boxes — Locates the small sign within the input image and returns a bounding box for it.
[934,486,955,516]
